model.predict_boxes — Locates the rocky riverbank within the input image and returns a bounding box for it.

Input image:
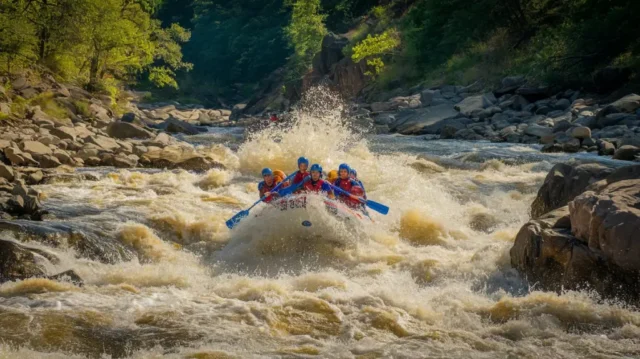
[511,162,640,302]
[0,74,232,232]
[232,33,640,164]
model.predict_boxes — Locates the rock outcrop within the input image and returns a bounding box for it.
[511,163,640,302]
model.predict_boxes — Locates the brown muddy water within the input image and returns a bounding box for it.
[0,91,638,358]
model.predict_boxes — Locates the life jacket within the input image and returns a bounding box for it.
[258,180,278,203]
[292,171,310,194]
[303,178,331,193]
[334,178,361,208]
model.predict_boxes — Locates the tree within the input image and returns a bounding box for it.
[285,0,327,78]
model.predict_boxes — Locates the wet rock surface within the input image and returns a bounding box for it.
[511,163,640,302]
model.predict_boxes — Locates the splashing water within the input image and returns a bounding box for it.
[1,87,639,358]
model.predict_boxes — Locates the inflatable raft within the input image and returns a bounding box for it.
[254,194,372,227]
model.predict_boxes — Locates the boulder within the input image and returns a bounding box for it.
[454,93,496,116]
[598,140,616,156]
[88,103,112,124]
[420,89,438,106]
[569,180,640,272]
[524,124,553,138]
[390,105,459,135]
[0,164,14,182]
[20,140,52,156]
[531,162,614,218]
[38,155,61,168]
[107,122,154,139]
[613,145,640,161]
[85,135,120,151]
[50,126,77,141]
[155,118,203,135]
[0,239,47,283]
[609,93,640,113]
[516,86,550,101]
[570,126,592,139]
[511,165,640,300]
[495,76,526,95]
[555,98,571,110]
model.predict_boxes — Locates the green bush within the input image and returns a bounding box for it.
[29,92,70,119]
[72,100,92,117]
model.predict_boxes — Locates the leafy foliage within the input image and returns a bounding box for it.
[0,0,192,94]
[285,0,327,78]
[351,29,400,76]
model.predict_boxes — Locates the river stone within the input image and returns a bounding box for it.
[50,126,77,141]
[598,140,616,156]
[524,124,553,138]
[0,239,47,282]
[570,126,591,139]
[85,135,120,151]
[38,155,62,168]
[0,164,14,182]
[391,105,459,135]
[610,93,640,113]
[613,145,640,161]
[20,140,52,156]
[107,122,154,139]
[454,93,496,116]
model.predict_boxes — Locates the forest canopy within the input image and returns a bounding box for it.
[2,0,639,103]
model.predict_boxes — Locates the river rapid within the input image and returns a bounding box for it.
[1,91,639,359]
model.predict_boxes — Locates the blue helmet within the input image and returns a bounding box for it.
[350,168,357,177]
[298,156,309,166]
[310,164,322,173]
[338,163,350,173]
[261,168,273,176]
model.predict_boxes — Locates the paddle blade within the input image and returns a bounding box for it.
[365,200,389,215]
[226,210,249,229]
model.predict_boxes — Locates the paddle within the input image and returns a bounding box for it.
[225,172,295,229]
[329,183,389,215]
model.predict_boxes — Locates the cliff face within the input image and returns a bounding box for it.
[238,33,370,117]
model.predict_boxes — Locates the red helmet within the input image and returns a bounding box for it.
[351,186,364,196]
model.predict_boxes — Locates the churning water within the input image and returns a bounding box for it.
[0,89,638,358]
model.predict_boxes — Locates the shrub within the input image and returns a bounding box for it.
[29,92,70,119]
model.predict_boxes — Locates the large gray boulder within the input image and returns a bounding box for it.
[454,93,496,117]
[524,124,553,138]
[107,121,154,139]
[390,104,459,135]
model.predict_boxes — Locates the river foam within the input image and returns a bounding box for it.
[1,88,638,358]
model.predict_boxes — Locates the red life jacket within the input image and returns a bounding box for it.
[258,180,277,203]
[334,178,361,208]
[292,171,310,185]
[303,178,327,193]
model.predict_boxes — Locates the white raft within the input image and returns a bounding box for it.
[252,193,372,227]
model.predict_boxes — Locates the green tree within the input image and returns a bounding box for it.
[285,0,327,78]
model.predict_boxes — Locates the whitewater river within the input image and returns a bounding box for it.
[1,94,639,358]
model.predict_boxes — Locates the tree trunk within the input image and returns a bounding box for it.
[88,55,100,91]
